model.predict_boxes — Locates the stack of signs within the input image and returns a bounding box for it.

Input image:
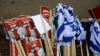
[2,5,60,56]
[27,39,45,56]
[2,15,45,56]
[2,18,26,56]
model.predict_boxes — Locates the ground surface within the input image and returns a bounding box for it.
[0,0,100,19]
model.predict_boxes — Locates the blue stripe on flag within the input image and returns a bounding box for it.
[57,23,65,39]
[63,36,73,43]
[94,27,100,36]
[94,37,100,47]
[90,40,100,53]
[93,25,100,47]
[64,22,73,25]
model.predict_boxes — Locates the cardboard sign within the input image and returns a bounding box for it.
[16,18,27,39]
[31,14,51,34]
[18,15,31,37]
[3,18,26,56]
[27,39,45,56]
[3,18,21,41]
[40,6,50,18]
[18,15,40,38]
[20,39,45,56]
[2,19,12,40]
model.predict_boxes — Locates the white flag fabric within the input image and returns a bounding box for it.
[31,14,51,34]
[89,18,100,55]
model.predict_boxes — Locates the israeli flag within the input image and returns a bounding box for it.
[89,18,100,55]
[53,3,65,45]
[75,16,86,47]
[56,11,65,42]
[54,3,77,47]
[54,3,65,56]
[62,5,77,47]
[63,22,77,47]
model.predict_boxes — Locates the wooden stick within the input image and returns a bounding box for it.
[63,46,70,56]
[18,40,26,56]
[44,40,51,56]
[40,14,54,56]
[15,41,23,56]
[73,40,76,56]
[49,10,54,47]
[86,40,90,56]
[80,44,83,56]
[70,40,73,56]
[53,8,55,17]
[40,25,51,56]
[70,40,75,56]
[41,34,51,56]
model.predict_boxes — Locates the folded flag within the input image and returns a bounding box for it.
[89,18,100,55]
[75,16,87,47]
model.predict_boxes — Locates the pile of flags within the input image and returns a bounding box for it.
[53,3,77,47]
[53,3,87,56]
[1,3,100,56]
[53,3,87,47]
